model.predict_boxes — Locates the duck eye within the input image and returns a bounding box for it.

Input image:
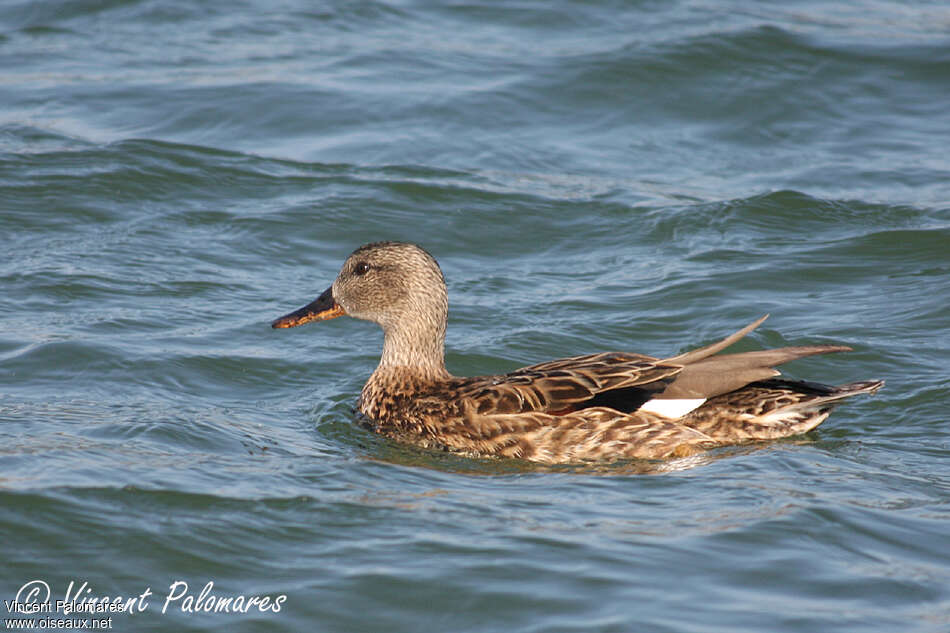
[354,262,370,276]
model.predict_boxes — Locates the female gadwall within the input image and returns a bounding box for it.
[273,242,882,463]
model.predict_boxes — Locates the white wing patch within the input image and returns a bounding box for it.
[639,398,706,419]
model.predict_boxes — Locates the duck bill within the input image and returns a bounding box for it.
[271,287,345,328]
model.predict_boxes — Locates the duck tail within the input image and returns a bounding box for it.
[658,316,857,401]
[682,378,885,440]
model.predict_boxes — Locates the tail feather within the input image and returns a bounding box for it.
[658,315,857,400]
[681,378,884,441]
[661,345,854,399]
[753,379,884,435]
[665,314,770,365]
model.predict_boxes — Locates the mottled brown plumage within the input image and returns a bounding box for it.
[272,241,883,463]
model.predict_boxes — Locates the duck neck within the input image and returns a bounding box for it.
[376,315,450,381]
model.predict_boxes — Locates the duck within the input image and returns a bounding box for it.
[272,241,882,464]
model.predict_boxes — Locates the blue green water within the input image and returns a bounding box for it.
[2,1,949,631]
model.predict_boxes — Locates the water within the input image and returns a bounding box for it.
[2,1,949,631]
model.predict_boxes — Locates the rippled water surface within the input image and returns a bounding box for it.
[2,1,949,631]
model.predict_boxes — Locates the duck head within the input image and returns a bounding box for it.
[272,242,449,373]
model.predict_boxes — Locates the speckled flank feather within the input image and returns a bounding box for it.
[274,242,884,464]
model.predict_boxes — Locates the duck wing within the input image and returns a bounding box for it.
[451,352,683,416]
[450,315,855,419]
